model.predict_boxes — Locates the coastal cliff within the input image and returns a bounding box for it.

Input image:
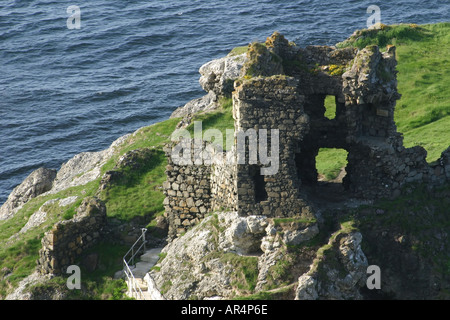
[1,23,450,300]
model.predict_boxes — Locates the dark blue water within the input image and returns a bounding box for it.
[1,0,449,204]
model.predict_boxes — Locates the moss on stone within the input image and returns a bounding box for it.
[328,64,346,76]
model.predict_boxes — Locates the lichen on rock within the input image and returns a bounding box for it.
[295,224,369,300]
[0,168,57,221]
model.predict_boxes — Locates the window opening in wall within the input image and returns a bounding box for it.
[249,165,268,202]
[324,95,337,120]
[315,148,348,182]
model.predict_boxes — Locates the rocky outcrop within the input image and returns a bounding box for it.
[199,52,247,96]
[218,212,268,255]
[150,213,232,300]
[170,52,247,120]
[150,211,323,300]
[5,272,54,300]
[0,133,129,223]
[295,228,368,300]
[48,134,130,195]
[0,167,57,221]
[170,91,217,120]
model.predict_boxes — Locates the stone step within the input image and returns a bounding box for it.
[123,247,164,300]
[135,278,148,291]
[140,248,163,264]
[132,261,155,278]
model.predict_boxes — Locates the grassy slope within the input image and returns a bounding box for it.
[352,23,450,163]
[394,23,450,162]
[0,101,235,299]
[0,118,178,298]
[317,22,450,179]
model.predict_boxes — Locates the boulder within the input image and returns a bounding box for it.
[218,212,268,255]
[0,167,57,221]
[170,52,247,119]
[199,53,247,95]
[282,224,319,246]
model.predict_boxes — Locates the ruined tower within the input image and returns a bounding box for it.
[163,32,450,239]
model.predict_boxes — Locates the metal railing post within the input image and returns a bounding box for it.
[123,228,148,300]
[142,228,147,252]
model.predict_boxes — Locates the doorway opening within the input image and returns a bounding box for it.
[249,165,268,202]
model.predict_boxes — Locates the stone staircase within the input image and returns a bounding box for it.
[125,247,164,300]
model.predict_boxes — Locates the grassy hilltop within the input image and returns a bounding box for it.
[0,22,448,299]
[320,22,450,179]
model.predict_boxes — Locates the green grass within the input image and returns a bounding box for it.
[338,22,450,162]
[324,95,337,120]
[316,148,348,180]
[186,97,235,150]
[99,117,183,224]
[394,23,450,161]
[336,23,432,50]
[317,22,450,177]
[220,253,259,293]
[100,150,167,222]
[229,46,249,56]
[100,117,181,175]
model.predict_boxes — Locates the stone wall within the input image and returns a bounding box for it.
[210,150,237,212]
[163,140,212,239]
[163,140,240,238]
[232,75,312,218]
[37,197,106,275]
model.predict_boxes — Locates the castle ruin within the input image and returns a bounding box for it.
[163,32,450,239]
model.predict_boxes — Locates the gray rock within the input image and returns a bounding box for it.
[218,212,267,255]
[1,131,129,223]
[5,272,53,300]
[18,199,58,234]
[169,52,247,120]
[170,91,217,119]
[295,231,369,300]
[295,275,319,300]
[282,224,319,246]
[150,212,270,300]
[0,167,57,221]
[150,215,225,300]
[198,53,247,95]
[59,196,78,207]
[47,133,129,195]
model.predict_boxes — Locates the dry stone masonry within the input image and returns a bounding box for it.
[164,32,450,240]
[37,197,106,275]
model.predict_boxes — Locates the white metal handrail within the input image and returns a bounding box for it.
[123,228,147,300]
